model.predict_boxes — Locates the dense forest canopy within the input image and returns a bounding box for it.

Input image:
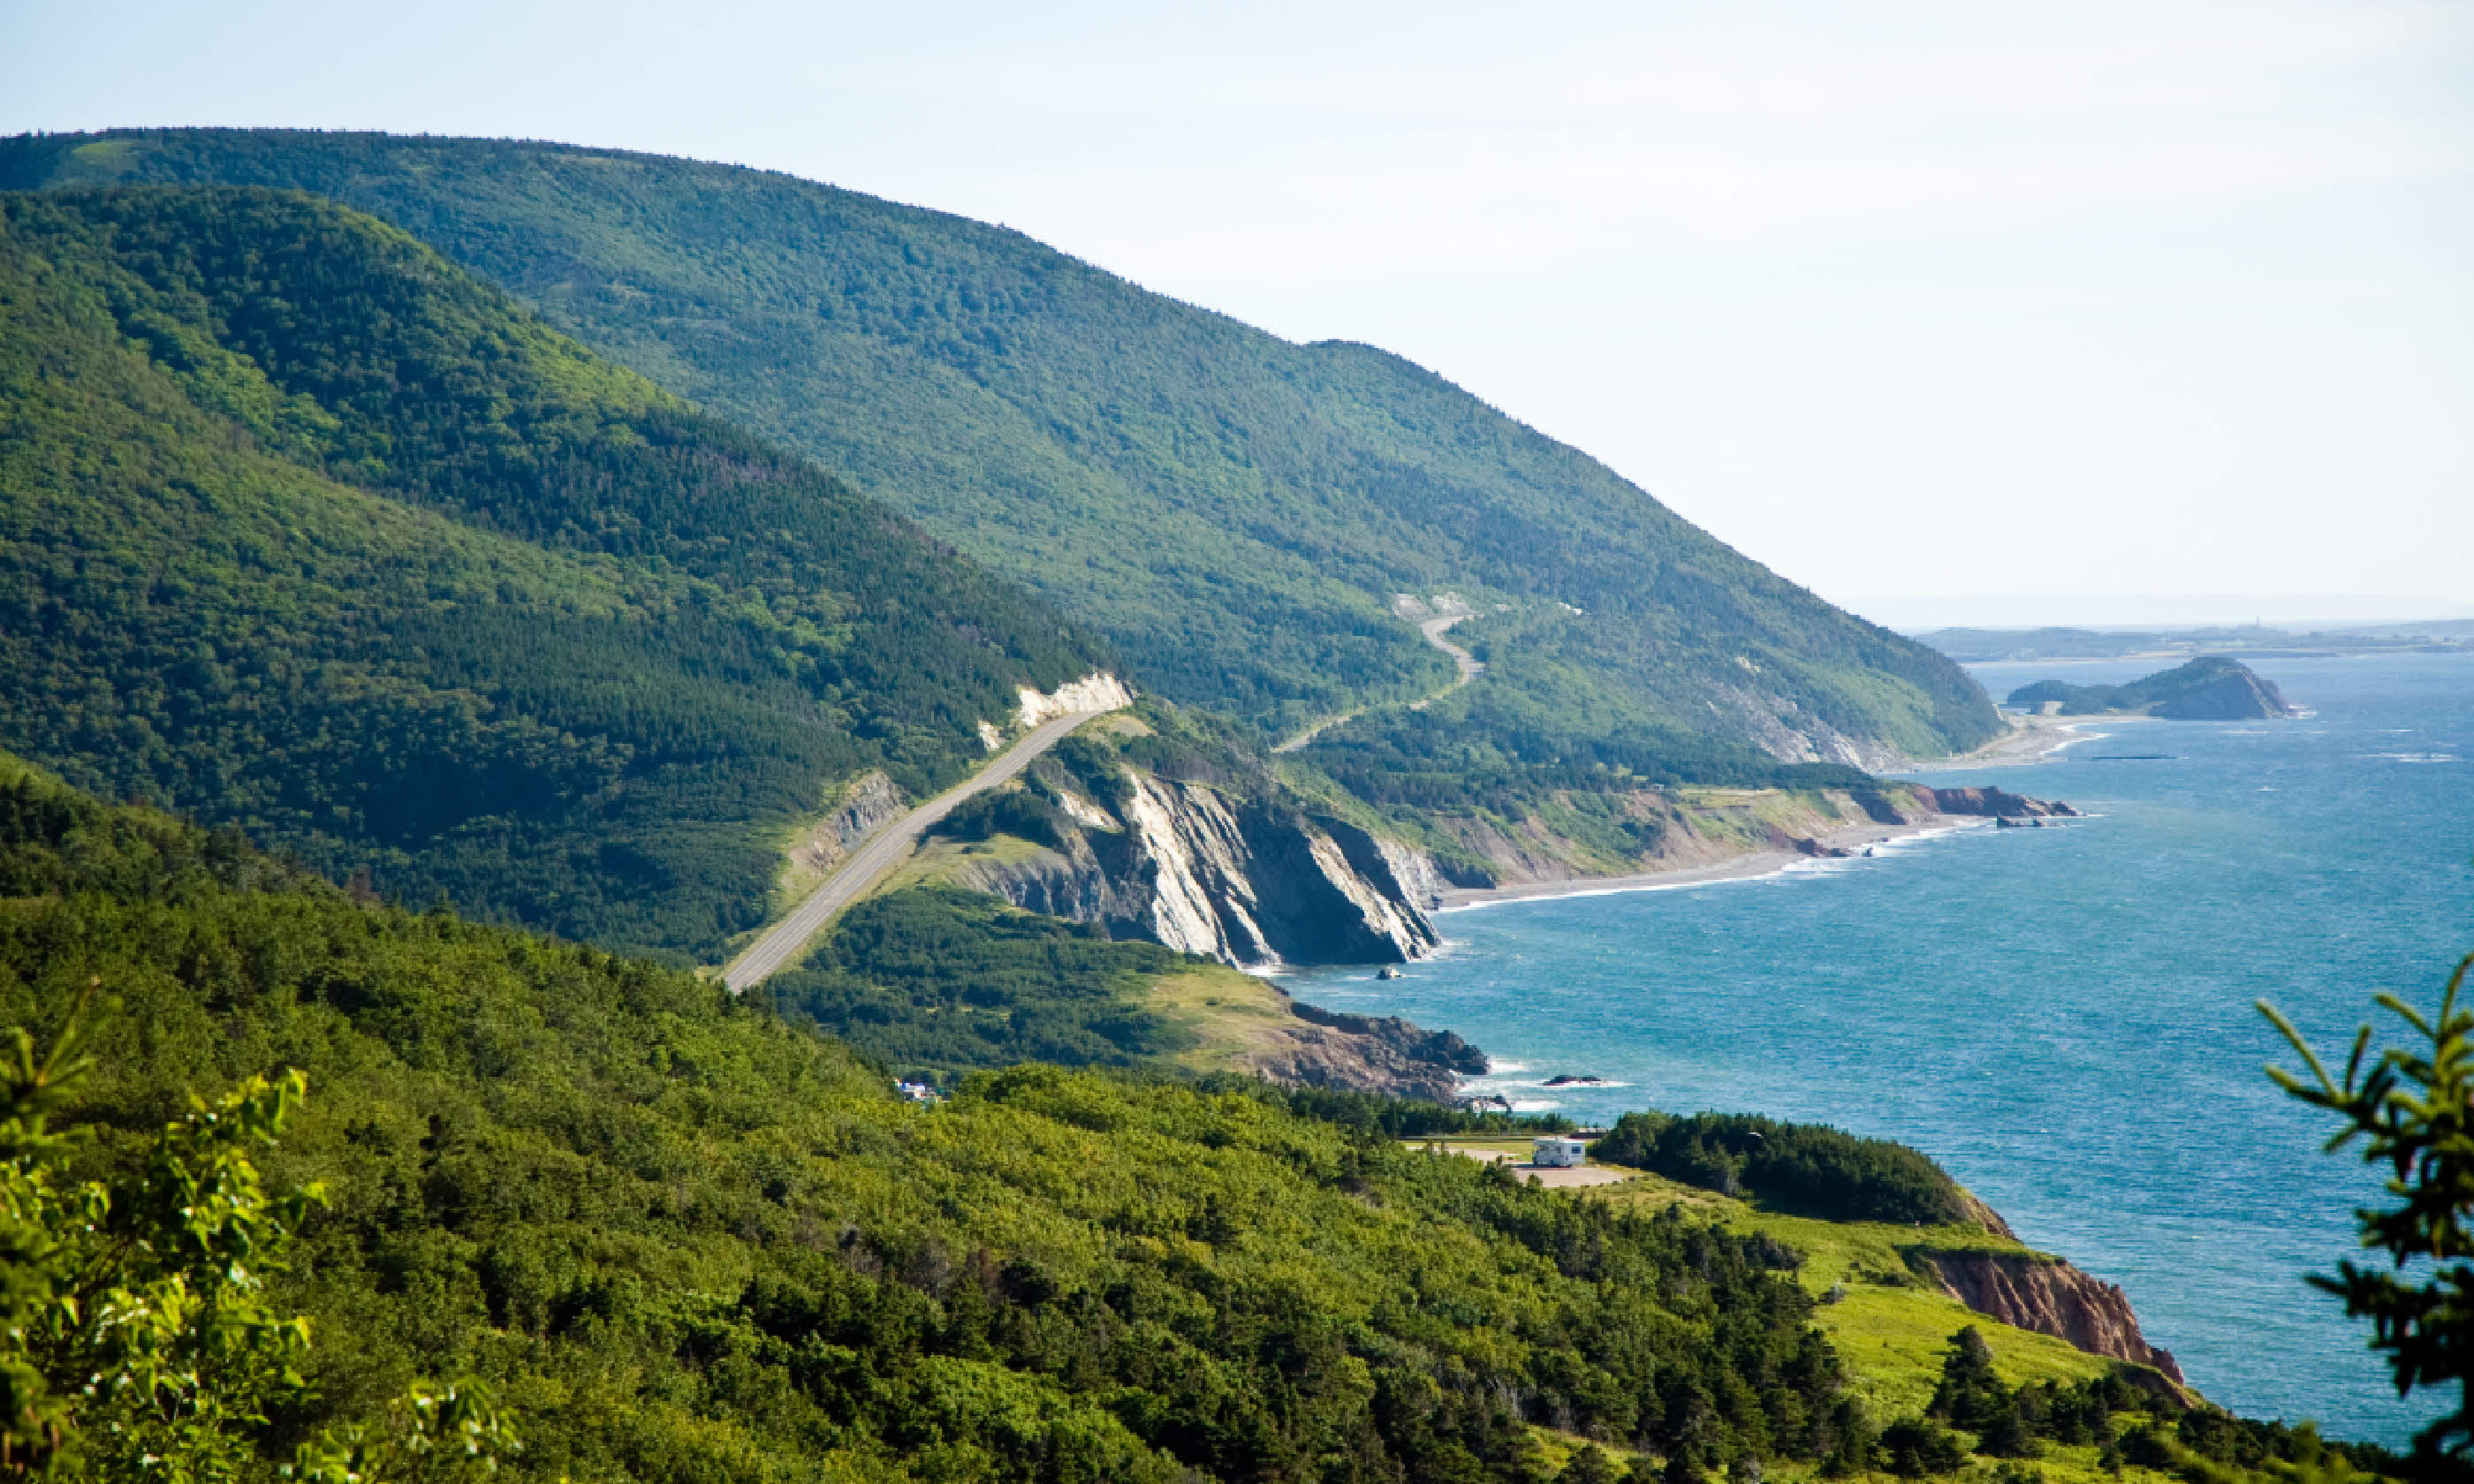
[0,186,1110,959]
[0,129,2002,774]
[0,751,2394,1483]
[0,751,1871,1482]
[1589,1111,1977,1227]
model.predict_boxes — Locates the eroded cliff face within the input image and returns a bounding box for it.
[1015,672,1137,728]
[1921,786,2080,820]
[946,773,1442,968]
[2154,668,2294,720]
[787,771,905,875]
[1913,1249,2187,1387]
[1712,682,1922,774]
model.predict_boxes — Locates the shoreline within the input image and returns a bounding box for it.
[1424,719,2111,915]
[1909,714,2109,771]
[1432,816,1992,912]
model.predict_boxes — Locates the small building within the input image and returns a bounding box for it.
[1532,1136,1588,1168]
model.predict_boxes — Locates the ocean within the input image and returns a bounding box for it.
[1279,650,2473,1445]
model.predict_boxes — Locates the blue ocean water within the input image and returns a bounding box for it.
[1281,652,2473,1445]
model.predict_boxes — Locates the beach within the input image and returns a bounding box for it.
[1434,816,1990,912]
[1918,712,2106,770]
[1429,712,2109,912]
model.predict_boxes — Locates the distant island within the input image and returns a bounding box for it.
[2007,655,2297,719]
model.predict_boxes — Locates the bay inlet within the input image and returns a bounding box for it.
[1280,651,2474,1444]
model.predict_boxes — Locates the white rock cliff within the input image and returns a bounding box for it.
[948,769,1442,968]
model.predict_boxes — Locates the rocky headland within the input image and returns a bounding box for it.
[1911,1246,2189,1389]
[2007,655,2296,720]
[1247,1000,1491,1101]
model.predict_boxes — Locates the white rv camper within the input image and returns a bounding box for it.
[1532,1136,1588,1169]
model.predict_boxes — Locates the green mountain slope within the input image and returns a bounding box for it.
[0,129,2000,772]
[0,186,1111,958]
[0,751,1864,1482]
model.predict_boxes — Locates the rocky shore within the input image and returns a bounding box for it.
[1434,784,2079,911]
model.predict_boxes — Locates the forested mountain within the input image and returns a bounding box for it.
[0,185,1111,958]
[3,752,2381,1482]
[0,129,2001,775]
[0,752,1865,1481]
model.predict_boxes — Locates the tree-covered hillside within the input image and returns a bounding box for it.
[0,129,2001,770]
[0,186,1111,959]
[0,751,1869,1482]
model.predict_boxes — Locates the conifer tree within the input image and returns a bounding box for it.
[2261,951,2474,1461]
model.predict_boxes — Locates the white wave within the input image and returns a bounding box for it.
[1507,1099,1564,1112]
[2364,753,2458,763]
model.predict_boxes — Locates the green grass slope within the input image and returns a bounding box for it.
[2,751,1868,1482]
[0,186,1111,959]
[0,129,2000,773]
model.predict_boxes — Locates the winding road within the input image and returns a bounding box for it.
[1412,614,1484,692]
[723,709,1114,990]
[1271,613,1486,754]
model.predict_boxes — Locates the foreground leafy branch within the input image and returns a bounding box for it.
[0,994,513,1481]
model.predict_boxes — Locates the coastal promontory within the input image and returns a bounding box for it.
[2007,655,2297,720]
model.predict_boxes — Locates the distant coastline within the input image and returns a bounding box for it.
[1433,816,1993,912]
[1427,724,2095,912]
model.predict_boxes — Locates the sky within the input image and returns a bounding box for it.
[7,0,2470,629]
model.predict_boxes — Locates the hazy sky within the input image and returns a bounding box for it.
[8,0,2470,627]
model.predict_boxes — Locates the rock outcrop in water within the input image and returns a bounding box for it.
[1911,1248,2188,1388]
[2007,656,2296,720]
[1921,786,2081,820]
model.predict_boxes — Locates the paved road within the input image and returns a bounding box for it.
[1271,613,1486,753]
[1408,614,1484,697]
[723,709,1112,990]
